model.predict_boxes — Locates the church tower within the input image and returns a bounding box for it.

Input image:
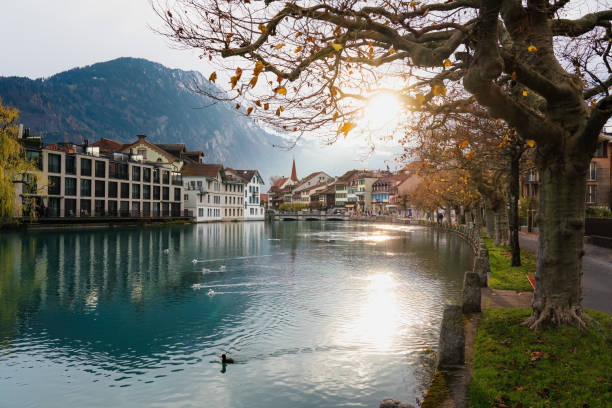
[290,158,298,182]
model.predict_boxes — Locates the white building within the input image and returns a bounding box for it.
[233,169,265,220]
[182,163,224,222]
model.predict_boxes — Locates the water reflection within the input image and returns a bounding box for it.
[0,222,473,408]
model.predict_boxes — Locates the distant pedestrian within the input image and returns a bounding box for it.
[437,213,443,224]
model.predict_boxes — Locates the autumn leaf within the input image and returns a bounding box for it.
[409,1,420,8]
[522,90,528,96]
[235,103,240,109]
[275,43,285,50]
[527,45,537,52]
[466,150,475,160]
[389,48,396,55]
[333,112,339,121]
[443,58,452,67]
[415,93,425,104]
[331,43,343,51]
[422,8,430,16]
[275,107,282,116]
[258,23,266,33]
[263,103,269,110]
[249,76,258,88]
[432,84,446,96]
[295,32,302,38]
[247,107,253,116]
[526,139,535,147]
[230,76,239,89]
[208,72,217,83]
[254,60,264,76]
[276,86,287,95]
[511,71,517,80]
[255,100,262,107]
[459,140,469,149]
[337,122,357,137]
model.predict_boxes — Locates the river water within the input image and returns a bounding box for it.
[0,221,473,408]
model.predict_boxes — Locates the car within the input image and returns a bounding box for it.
[332,208,344,215]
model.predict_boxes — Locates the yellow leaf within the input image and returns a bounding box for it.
[258,23,267,33]
[333,112,339,122]
[249,76,258,88]
[276,86,287,95]
[409,1,420,8]
[443,58,452,67]
[275,107,282,116]
[337,122,357,137]
[466,150,475,160]
[526,139,535,147]
[295,32,302,38]
[423,8,430,16]
[230,76,239,89]
[275,43,285,50]
[208,72,217,83]
[389,48,396,55]
[432,84,446,96]
[527,45,537,52]
[415,93,425,104]
[255,100,261,107]
[254,60,264,76]
[459,140,469,149]
[331,43,343,51]
[294,46,303,53]
[522,90,528,97]
[511,71,517,80]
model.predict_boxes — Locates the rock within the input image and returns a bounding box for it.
[473,256,489,287]
[379,398,415,408]
[462,272,481,313]
[437,305,465,368]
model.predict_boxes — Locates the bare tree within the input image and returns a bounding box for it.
[155,0,612,328]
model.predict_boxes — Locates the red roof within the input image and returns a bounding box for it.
[182,163,223,178]
[91,138,125,153]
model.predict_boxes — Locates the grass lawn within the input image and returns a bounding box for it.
[468,309,612,408]
[484,237,535,291]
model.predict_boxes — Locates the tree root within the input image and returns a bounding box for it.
[523,304,590,330]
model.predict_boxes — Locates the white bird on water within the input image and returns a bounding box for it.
[192,283,202,290]
[202,268,212,274]
[219,265,226,271]
[192,259,198,264]
[207,289,215,296]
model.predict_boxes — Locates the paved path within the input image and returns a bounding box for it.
[519,232,612,315]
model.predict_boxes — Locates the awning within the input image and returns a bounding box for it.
[345,204,355,208]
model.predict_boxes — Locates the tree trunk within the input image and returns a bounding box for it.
[525,161,587,329]
[475,202,484,229]
[445,204,452,227]
[485,206,495,237]
[508,154,521,266]
[494,206,509,247]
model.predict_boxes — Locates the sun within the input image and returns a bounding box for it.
[360,92,402,135]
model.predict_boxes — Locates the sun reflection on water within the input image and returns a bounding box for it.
[341,273,401,351]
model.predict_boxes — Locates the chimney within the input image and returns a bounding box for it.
[24,128,30,138]
[84,139,89,146]
[18,124,23,139]
[137,134,146,141]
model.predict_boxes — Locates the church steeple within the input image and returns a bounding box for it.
[290,158,298,182]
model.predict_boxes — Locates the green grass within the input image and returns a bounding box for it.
[485,237,535,291]
[468,309,612,408]
[421,370,450,408]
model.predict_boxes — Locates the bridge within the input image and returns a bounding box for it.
[272,212,350,221]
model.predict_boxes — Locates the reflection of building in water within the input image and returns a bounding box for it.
[192,222,265,255]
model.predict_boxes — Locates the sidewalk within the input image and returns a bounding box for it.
[519,232,612,314]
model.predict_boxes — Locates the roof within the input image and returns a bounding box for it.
[232,169,263,184]
[268,177,289,192]
[121,136,178,163]
[181,163,223,178]
[91,138,125,153]
[223,169,246,184]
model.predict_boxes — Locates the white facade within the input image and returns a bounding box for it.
[183,175,223,223]
[243,171,265,220]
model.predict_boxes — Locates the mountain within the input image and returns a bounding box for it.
[0,57,294,181]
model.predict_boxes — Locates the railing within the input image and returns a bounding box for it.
[27,208,194,219]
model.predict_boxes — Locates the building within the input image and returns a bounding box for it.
[182,163,224,222]
[222,169,246,221]
[333,170,362,209]
[18,141,184,218]
[232,170,265,220]
[267,159,300,209]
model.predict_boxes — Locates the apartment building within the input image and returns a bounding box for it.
[19,143,184,218]
[182,163,224,222]
[222,169,245,221]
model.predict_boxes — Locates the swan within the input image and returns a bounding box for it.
[207,289,215,296]
[192,259,198,264]
[202,268,212,274]
[219,265,226,271]
[221,354,234,364]
[191,283,202,289]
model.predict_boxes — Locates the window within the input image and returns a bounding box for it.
[153,169,160,183]
[153,186,160,200]
[95,161,106,178]
[81,158,92,176]
[143,168,151,182]
[80,179,91,197]
[65,199,77,216]
[174,188,181,201]
[108,182,118,198]
[143,185,151,200]
[66,156,76,174]
[95,200,105,216]
[80,199,91,215]
[588,162,597,181]
[48,176,61,195]
[108,201,117,215]
[186,194,189,201]
[109,162,128,179]
[163,187,169,201]
[26,150,42,170]
[586,185,597,204]
[225,208,227,216]
[121,183,129,199]
[132,184,140,199]
[65,178,77,196]
[594,141,607,158]
[48,154,61,173]
[95,180,105,198]
[137,148,147,159]
[132,166,141,181]
[162,171,170,184]
[198,208,204,217]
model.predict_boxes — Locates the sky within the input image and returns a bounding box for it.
[1,0,402,176]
